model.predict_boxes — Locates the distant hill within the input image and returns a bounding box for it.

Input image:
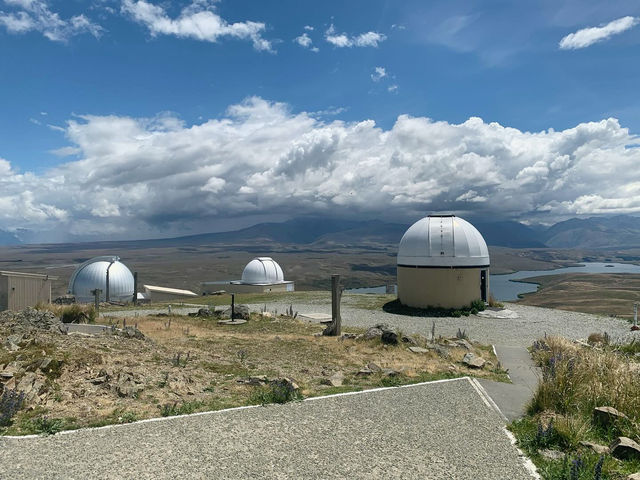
[542,215,640,248]
[472,221,546,248]
[3,215,639,249]
[0,230,21,245]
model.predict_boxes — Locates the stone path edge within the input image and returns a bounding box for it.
[2,375,541,478]
[3,376,468,440]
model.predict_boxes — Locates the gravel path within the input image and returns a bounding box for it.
[255,302,637,347]
[0,378,536,480]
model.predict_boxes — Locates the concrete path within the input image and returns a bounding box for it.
[478,346,540,421]
[0,378,536,480]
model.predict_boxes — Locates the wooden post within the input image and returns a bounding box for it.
[92,288,102,316]
[231,293,235,320]
[331,274,342,336]
[133,272,138,305]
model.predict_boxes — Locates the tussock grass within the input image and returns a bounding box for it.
[529,336,640,424]
[511,335,640,479]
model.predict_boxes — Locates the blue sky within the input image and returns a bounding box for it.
[1,0,640,241]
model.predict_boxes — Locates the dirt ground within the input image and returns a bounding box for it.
[0,308,507,435]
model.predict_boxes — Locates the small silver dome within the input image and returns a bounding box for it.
[69,256,134,303]
[241,257,285,284]
[397,215,489,267]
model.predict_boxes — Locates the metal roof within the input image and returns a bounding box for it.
[240,257,285,284]
[397,215,490,267]
[143,285,198,297]
[68,256,134,303]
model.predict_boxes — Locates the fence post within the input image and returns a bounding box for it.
[330,274,342,336]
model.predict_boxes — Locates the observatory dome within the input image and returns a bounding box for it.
[68,256,134,303]
[241,257,285,284]
[397,215,489,268]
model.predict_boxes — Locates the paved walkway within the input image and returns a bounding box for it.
[0,378,536,480]
[478,345,540,421]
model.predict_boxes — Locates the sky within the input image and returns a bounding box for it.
[1,0,640,242]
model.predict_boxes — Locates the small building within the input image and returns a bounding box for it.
[397,215,490,309]
[0,271,57,312]
[224,257,294,294]
[142,285,199,303]
[68,256,134,303]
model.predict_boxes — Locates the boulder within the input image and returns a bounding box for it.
[539,449,564,460]
[408,346,429,354]
[401,335,418,346]
[381,330,398,345]
[593,406,629,427]
[462,353,486,369]
[328,371,344,387]
[366,363,382,373]
[579,441,609,455]
[610,437,640,460]
[363,327,383,340]
[357,367,374,376]
[455,339,473,351]
[222,304,250,320]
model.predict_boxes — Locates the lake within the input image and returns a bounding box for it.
[346,262,640,301]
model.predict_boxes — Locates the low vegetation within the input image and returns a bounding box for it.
[0,308,506,436]
[382,298,486,317]
[511,335,640,479]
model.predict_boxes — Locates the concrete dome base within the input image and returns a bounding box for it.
[397,266,488,309]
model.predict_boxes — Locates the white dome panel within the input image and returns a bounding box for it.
[69,256,134,303]
[397,215,489,267]
[241,257,285,284]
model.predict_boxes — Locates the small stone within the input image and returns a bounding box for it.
[594,406,629,427]
[579,441,609,455]
[381,368,400,377]
[539,449,564,460]
[455,339,473,350]
[366,363,382,373]
[363,327,383,340]
[357,368,373,376]
[381,330,398,345]
[462,353,486,369]
[408,346,429,354]
[627,473,640,480]
[328,371,344,387]
[341,333,357,340]
[610,437,640,460]
[401,335,418,345]
[39,357,53,371]
[433,345,450,358]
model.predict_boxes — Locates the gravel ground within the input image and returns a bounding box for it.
[255,302,637,347]
[0,378,535,480]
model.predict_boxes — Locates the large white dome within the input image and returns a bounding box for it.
[397,215,490,267]
[241,257,285,284]
[69,256,134,303]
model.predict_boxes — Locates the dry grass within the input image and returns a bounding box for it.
[529,336,640,423]
[1,312,507,435]
[518,273,640,320]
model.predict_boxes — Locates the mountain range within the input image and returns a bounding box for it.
[1,215,639,250]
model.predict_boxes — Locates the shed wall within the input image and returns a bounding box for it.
[0,276,8,311]
[1,275,52,311]
[397,267,487,309]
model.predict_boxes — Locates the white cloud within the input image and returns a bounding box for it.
[304,25,313,31]
[325,24,386,48]
[121,0,273,52]
[0,0,103,41]
[371,66,386,82]
[1,98,640,240]
[559,16,639,50]
[387,84,398,93]
[294,31,318,51]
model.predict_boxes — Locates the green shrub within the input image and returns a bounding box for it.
[249,380,302,405]
[59,304,96,324]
